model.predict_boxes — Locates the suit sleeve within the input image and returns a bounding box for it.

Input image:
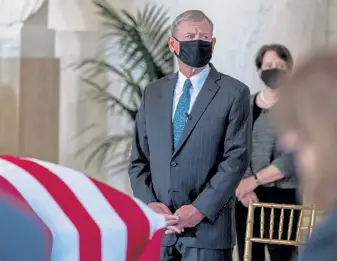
[193,86,252,223]
[128,89,158,204]
[271,151,295,179]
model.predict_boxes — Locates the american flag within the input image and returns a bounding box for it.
[0,155,166,261]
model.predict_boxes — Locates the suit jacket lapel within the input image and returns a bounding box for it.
[172,64,221,158]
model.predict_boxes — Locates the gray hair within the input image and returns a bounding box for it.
[171,10,214,36]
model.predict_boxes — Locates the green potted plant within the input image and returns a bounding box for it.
[76,0,174,174]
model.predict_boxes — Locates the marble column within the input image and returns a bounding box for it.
[49,0,133,192]
[54,30,108,182]
[48,0,110,184]
[0,23,59,162]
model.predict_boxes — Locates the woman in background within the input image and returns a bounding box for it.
[235,44,299,261]
[274,49,337,261]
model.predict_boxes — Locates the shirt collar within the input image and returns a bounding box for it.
[176,64,210,93]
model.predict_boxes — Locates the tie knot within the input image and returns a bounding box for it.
[183,79,192,90]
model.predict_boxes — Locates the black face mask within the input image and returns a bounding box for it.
[174,38,213,68]
[260,68,287,89]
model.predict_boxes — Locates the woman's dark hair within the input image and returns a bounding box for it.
[255,44,294,70]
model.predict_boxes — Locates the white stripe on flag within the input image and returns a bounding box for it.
[30,159,128,261]
[133,198,166,238]
[0,159,79,261]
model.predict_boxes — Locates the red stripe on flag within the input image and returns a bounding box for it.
[0,175,53,261]
[91,179,151,261]
[138,228,164,261]
[0,156,102,261]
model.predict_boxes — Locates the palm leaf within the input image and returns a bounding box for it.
[95,0,173,77]
[75,0,174,172]
[106,159,130,176]
[81,77,137,120]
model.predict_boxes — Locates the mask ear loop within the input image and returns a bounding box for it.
[172,36,180,42]
[172,36,181,59]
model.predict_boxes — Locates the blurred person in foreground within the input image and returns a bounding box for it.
[129,9,251,261]
[0,193,48,261]
[235,44,299,261]
[274,49,337,261]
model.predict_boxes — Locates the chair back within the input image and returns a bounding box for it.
[243,202,317,261]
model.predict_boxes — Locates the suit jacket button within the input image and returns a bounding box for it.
[170,161,177,167]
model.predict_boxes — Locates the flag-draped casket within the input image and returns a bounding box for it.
[0,155,165,261]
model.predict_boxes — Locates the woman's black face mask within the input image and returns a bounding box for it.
[260,68,288,89]
[173,37,213,68]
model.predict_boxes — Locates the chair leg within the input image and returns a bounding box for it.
[244,204,255,261]
[243,240,252,261]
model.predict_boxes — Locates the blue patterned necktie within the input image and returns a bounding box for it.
[173,79,192,148]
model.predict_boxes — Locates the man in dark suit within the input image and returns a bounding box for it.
[129,9,251,261]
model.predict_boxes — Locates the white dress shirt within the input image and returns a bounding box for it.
[172,65,210,120]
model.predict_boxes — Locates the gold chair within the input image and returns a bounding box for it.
[244,202,317,261]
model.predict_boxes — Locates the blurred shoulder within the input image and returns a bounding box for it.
[300,208,337,261]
